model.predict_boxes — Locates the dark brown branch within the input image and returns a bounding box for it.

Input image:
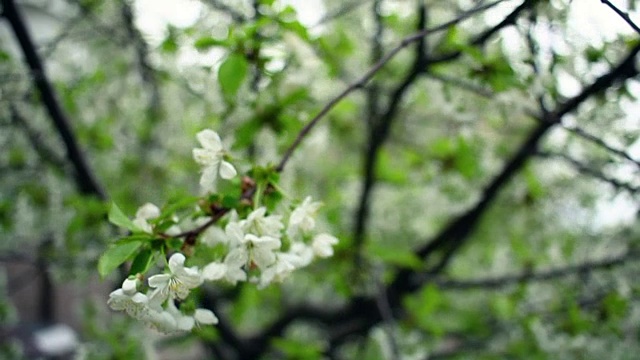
[10,105,67,171]
[352,3,428,263]
[393,41,640,293]
[425,0,537,66]
[1,0,106,199]
[325,40,640,351]
[600,0,640,35]
[275,0,509,172]
[313,0,372,28]
[425,71,494,98]
[561,123,640,169]
[538,151,640,193]
[204,0,247,23]
[119,0,162,132]
[434,249,638,290]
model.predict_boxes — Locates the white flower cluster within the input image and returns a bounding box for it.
[201,201,339,289]
[107,255,217,334]
[107,129,339,334]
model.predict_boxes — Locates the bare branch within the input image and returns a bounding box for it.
[203,0,247,23]
[434,249,638,290]
[600,0,640,35]
[1,0,107,199]
[10,105,67,171]
[538,151,640,193]
[276,0,510,172]
[561,122,640,169]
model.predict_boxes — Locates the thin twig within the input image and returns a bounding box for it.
[434,249,638,290]
[204,0,247,23]
[10,105,68,171]
[538,151,640,193]
[1,0,107,199]
[600,0,640,35]
[561,122,640,169]
[373,264,400,360]
[276,0,509,172]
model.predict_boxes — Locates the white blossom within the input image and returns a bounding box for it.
[287,242,314,268]
[244,234,281,270]
[194,309,218,326]
[288,196,321,236]
[148,253,202,300]
[257,252,298,289]
[202,247,248,285]
[312,233,339,258]
[241,207,284,238]
[133,203,160,234]
[107,279,149,320]
[192,129,237,192]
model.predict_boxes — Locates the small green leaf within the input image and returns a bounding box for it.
[218,53,248,100]
[453,136,479,180]
[98,241,142,278]
[166,238,183,250]
[524,165,545,200]
[271,338,322,359]
[194,36,227,51]
[129,248,154,275]
[108,202,138,231]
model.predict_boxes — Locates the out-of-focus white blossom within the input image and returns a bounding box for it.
[312,233,339,258]
[133,203,160,234]
[288,196,321,236]
[241,207,284,238]
[202,247,248,285]
[192,129,237,192]
[257,252,298,289]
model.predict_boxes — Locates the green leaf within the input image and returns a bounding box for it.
[108,202,139,231]
[271,338,322,359]
[128,248,154,275]
[218,53,248,100]
[194,36,228,51]
[98,241,142,278]
[453,136,479,180]
[376,148,409,184]
[524,164,545,200]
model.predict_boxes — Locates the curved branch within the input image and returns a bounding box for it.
[434,248,638,290]
[1,0,106,199]
[600,0,640,35]
[275,0,510,172]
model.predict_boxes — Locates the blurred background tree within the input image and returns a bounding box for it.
[1,0,640,358]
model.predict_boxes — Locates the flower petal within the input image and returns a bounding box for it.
[196,129,223,152]
[168,253,186,273]
[219,160,237,179]
[195,309,218,325]
[148,274,171,288]
[202,262,227,281]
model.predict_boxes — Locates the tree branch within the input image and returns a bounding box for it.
[10,105,67,171]
[434,248,638,290]
[203,0,247,23]
[561,122,640,169]
[119,0,162,135]
[600,0,640,35]
[275,0,510,172]
[538,151,640,193]
[352,1,428,270]
[326,39,640,351]
[1,0,106,199]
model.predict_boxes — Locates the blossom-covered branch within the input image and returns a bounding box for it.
[101,130,339,334]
